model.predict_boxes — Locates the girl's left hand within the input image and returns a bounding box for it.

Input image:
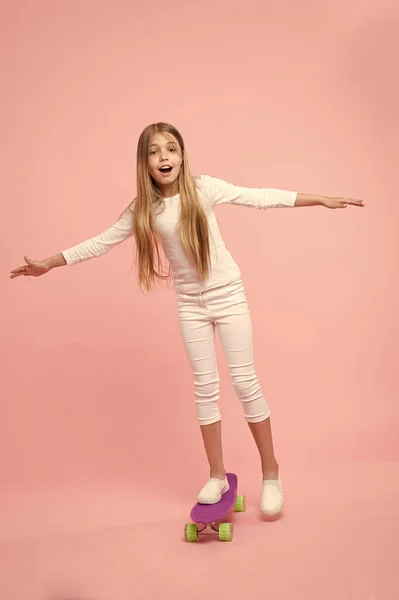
[322,197,365,209]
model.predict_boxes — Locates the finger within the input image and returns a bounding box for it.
[10,272,24,279]
[10,266,27,274]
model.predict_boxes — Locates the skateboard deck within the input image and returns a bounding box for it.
[185,473,245,542]
[191,472,238,524]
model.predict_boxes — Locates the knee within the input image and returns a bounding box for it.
[231,373,261,401]
[194,377,220,404]
[195,380,221,425]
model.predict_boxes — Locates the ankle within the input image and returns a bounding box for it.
[209,470,226,480]
[262,462,279,480]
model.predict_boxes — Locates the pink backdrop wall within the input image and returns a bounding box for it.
[2,0,398,535]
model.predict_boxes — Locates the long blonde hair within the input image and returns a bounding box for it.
[133,123,210,292]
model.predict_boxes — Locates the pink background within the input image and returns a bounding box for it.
[2,1,398,599]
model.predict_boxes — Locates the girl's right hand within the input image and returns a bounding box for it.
[10,256,50,279]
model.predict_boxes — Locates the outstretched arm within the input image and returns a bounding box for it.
[61,203,134,265]
[197,175,364,210]
[10,202,135,279]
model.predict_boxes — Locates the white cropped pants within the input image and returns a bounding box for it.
[176,278,270,426]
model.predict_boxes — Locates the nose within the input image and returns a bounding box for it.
[159,149,168,161]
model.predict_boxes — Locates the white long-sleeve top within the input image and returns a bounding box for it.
[62,174,297,293]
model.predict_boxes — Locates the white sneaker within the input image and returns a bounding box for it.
[261,476,284,516]
[197,477,230,504]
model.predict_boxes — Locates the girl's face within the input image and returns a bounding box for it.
[147,132,182,195]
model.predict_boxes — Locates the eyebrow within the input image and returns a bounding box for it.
[149,141,176,148]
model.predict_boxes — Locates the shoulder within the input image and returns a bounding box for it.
[193,174,213,206]
[194,174,232,206]
[118,198,136,219]
[194,174,225,195]
[128,197,138,211]
[194,173,215,187]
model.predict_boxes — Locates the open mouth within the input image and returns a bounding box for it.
[159,166,173,174]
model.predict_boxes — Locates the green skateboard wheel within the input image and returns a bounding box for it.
[184,523,199,542]
[218,522,233,542]
[234,494,246,512]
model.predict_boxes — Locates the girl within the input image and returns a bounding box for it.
[10,122,364,516]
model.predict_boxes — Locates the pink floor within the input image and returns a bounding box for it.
[0,462,397,600]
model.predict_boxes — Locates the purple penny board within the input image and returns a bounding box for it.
[190,473,238,525]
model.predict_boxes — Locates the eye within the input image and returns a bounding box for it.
[169,148,176,152]
[149,150,157,155]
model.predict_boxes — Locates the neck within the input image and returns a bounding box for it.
[160,181,179,198]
